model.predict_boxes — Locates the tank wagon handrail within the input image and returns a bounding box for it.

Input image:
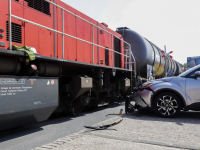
[8,0,135,72]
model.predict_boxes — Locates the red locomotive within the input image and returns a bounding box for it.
[0,0,132,131]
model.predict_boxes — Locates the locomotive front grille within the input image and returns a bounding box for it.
[6,21,22,44]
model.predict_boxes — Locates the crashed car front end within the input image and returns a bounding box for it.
[133,77,174,108]
[134,88,153,108]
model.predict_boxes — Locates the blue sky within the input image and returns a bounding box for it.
[61,0,200,64]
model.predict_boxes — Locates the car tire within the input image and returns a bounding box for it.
[153,92,181,118]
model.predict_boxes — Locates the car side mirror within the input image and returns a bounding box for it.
[195,71,200,78]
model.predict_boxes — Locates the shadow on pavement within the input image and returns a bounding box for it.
[0,103,123,143]
[0,126,44,143]
[123,108,200,125]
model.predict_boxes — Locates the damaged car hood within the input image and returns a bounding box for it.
[143,77,174,86]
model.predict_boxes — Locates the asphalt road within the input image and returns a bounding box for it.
[1,104,200,150]
[32,107,200,150]
[0,103,124,150]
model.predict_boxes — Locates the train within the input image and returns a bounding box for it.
[0,0,184,131]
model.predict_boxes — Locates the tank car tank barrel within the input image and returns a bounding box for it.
[116,27,180,79]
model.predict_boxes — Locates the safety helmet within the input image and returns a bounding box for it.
[29,47,38,54]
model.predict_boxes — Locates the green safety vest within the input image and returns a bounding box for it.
[12,45,35,61]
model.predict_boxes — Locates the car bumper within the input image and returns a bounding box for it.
[134,89,153,108]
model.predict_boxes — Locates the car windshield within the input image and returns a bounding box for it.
[178,64,200,77]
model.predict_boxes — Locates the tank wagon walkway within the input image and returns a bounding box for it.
[34,112,200,150]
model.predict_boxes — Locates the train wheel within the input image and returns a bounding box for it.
[70,97,84,116]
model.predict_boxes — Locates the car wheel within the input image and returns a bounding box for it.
[153,92,181,118]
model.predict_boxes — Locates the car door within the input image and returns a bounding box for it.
[185,67,200,103]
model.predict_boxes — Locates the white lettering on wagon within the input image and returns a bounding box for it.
[0,79,25,85]
[0,86,32,96]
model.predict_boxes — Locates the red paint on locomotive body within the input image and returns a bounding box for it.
[0,0,125,68]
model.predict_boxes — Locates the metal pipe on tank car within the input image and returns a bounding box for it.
[8,0,12,50]
[62,9,64,59]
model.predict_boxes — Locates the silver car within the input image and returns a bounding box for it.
[134,64,200,117]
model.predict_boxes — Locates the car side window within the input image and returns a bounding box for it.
[187,68,200,78]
